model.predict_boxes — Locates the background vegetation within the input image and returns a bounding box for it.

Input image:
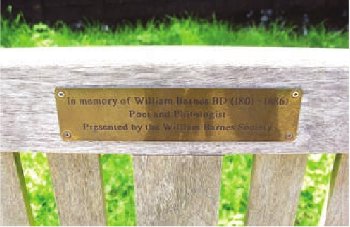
[1,16,348,47]
[3,16,347,226]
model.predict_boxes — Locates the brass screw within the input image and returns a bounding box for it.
[286,132,293,140]
[57,91,65,98]
[292,91,299,98]
[63,130,71,138]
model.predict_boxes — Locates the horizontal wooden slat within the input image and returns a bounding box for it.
[0,47,348,154]
[0,153,33,225]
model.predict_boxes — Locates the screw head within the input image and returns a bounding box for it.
[292,91,299,98]
[57,91,65,98]
[285,132,293,140]
[63,130,71,138]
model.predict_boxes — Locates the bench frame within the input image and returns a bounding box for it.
[0,47,348,226]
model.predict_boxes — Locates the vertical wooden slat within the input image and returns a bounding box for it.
[47,153,106,226]
[325,154,349,226]
[133,155,222,226]
[0,152,33,226]
[246,154,308,226]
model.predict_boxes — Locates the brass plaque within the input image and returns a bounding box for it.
[55,88,302,141]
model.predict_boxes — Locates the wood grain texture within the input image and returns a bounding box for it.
[325,154,349,226]
[0,47,348,154]
[133,155,222,225]
[0,153,33,226]
[47,153,106,226]
[246,154,308,226]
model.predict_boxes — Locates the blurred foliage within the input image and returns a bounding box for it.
[20,153,59,226]
[219,155,253,226]
[1,16,348,48]
[295,154,336,226]
[100,155,136,226]
[8,15,346,226]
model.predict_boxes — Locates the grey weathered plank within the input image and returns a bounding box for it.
[325,154,349,226]
[47,153,106,226]
[0,153,33,226]
[246,154,308,226]
[133,155,222,225]
[0,47,348,154]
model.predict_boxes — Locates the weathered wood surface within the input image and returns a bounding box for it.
[325,154,349,226]
[0,153,33,226]
[133,155,222,225]
[246,154,308,226]
[47,153,106,226]
[0,47,348,154]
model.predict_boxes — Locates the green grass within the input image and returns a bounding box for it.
[1,16,348,48]
[219,155,253,226]
[4,16,347,226]
[101,155,136,226]
[295,155,336,226]
[20,153,59,226]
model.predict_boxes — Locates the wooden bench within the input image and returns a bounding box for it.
[0,47,348,226]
